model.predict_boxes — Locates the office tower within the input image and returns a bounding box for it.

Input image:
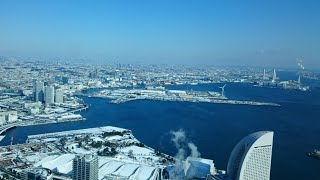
[44,86,55,104]
[227,131,274,180]
[263,69,266,80]
[33,80,44,102]
[72,154,99,180]
[55,89,64,103]
[21,168,53,180]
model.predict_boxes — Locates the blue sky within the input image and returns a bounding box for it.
[0,0,319,67]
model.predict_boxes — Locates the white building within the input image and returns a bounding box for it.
[0,111,18,124]
[0,115,6,125]
[227,131,274,180]
[55,89,64,104]
[24,102,42,109]
[28,107,40,115]
[7,113,18,123]
[44,86,55,104]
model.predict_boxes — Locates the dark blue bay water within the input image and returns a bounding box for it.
[1,77,320,179]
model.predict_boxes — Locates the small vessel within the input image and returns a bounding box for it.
[306,149,320,160]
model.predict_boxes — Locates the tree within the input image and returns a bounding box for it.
[128,150,134,158]
[91,141,102,148]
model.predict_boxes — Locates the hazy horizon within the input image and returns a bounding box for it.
[0,0,319,68]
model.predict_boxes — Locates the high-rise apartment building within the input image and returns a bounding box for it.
[44,86,55,104]
[33,80,44,102]
[55,89,64,104]
[72,154,99,180]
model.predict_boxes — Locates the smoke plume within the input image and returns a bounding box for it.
[170,129,186,149]
[169,129,202,178]
[297,58,305,70]
[188,143,201,158]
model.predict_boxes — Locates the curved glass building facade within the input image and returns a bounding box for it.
[227,131,274,180]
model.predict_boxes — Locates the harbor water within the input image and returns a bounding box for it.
[1,76,320,179]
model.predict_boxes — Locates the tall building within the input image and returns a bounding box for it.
[21,168,53,180]
[55,89,64,103]
[227,131,274,180]
[33,80,44,102]
[44,86,55,104]
[72,154,99,180]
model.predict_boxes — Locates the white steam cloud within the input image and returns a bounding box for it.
[188,142,201,158]
[297,58,305,70]
[297,62,305,70]
[169,129,202,178]
[171,129,186,149]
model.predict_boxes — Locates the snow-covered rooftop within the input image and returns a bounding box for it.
[132,166,157,180]
[99,161,124,179]
[112,163,140,177]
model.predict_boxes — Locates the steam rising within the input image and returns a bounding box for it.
[171,129,186,149]
[188,143,201,158]
[297,58,305,70]
[169,129,202,178]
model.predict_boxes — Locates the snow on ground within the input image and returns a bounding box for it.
[99,126,127,132]
[28,126,128,140]
[120,138,137,145]
[65,143,78,150]
[122,145,154,156]
[105,135,123,141]
[91,136,104,142]
[71,147,96,154]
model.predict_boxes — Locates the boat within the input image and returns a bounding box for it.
[306,149,320,160]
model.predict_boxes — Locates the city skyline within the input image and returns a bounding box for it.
[0,56,319,179]
[0,1,319,179]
